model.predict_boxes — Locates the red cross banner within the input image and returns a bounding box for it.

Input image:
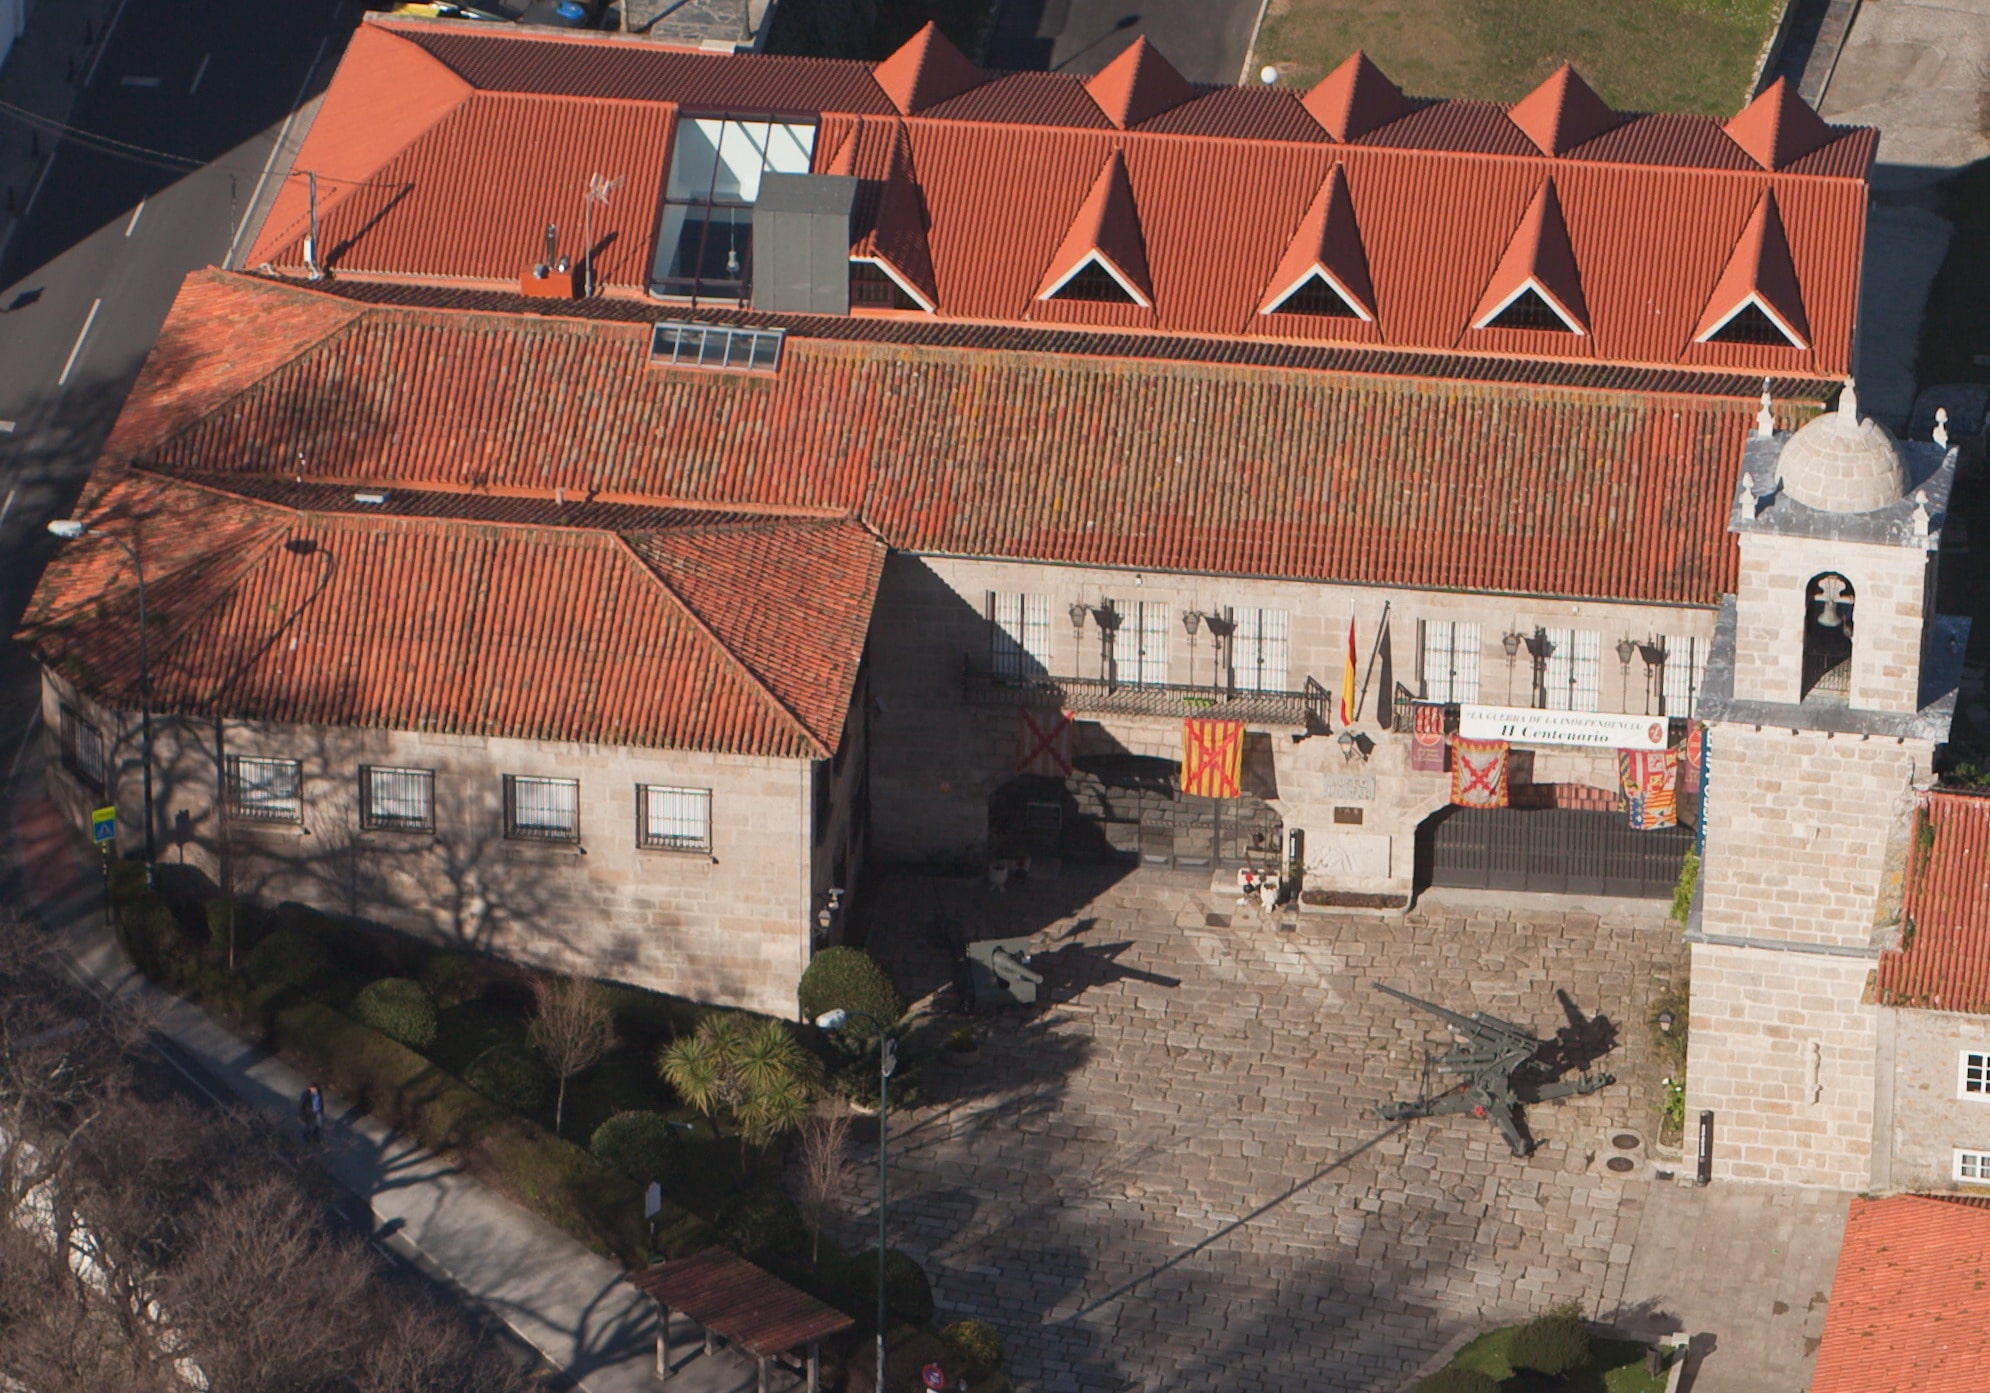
[1179,719,1244,799]
[1016,709,1074,777]
[1449,737,1509,808]
[1411,701,1449,772]
[1617,747,1679,830]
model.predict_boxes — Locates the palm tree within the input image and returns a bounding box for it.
[658,1016,817,1164]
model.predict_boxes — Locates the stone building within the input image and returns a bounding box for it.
[20,15,1912,1022]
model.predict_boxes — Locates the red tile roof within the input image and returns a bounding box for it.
[1692,189,1809,346]
[1876,791,1990,1014]
[83,270,1777,611]
[1257,164,1374,319]
[245,18,1875,378]
[1811,1195,1990,1393]
[1034,152,1152,306]
[1469,178,1588,332]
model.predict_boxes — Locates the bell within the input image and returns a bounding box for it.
[1813,600,1842,630]
[1812,574,1849,629]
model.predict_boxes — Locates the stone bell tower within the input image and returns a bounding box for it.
[1688,383,1965,1188]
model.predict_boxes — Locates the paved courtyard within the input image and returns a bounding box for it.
[836,867,1698,1393]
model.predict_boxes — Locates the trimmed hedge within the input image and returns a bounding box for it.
[849,1247,935,1328]
[1508,1309,1590,1375]
[590,1110,680,1186]
[465,1041,552,1115]
[350,977,438,1050]
[245,926,330,993]
[1413,1371,1499,1393]
[798,947,902,1038]
[940,1319,1004,1374]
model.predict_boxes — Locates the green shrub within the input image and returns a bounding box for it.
[940,1319,1004,1373]
[205,896,252,960]
[108,860,150,905]
[797,947,902,1039]
[117,895,186,980]
[848,1247,934,1328]
[1508,1308,1590,1376]
[420,951,477,1008]
[718,1186,808,1261]
[245,926,330,993]
[351,977,438,1050]
[1670,849,1700,925]
[465,1042,552,1115]
[1413,1370,1499,1393]
[590,1110,680,1185]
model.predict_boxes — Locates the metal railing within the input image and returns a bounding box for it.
[962,659,1330,730]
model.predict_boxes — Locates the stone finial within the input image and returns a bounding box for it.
[1736,476,1754,516]
[1934,407,1950,449]
[1837,378,1859,427]
[1912,498,1930,537]
[1756,378,1775,437]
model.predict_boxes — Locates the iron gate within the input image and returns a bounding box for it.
[1416,807,1690,899]
[990,762,1282,871]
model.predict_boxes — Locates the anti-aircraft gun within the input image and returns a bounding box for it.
[1372,982,1614,1157]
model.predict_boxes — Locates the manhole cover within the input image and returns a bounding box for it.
[1612,1133,1641,1151]
[1605,1156,1637,1174]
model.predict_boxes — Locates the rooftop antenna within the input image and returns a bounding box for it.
[303,171,323,281]
[543,222,558,272]
[581,174,625,297]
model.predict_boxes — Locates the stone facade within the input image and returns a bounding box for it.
[41,668,865,1017]
[1874,1007,1990,1192]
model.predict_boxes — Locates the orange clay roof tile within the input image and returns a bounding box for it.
[1506,63,1622,157]
[1034,151,1152,305]
[1083,37,1197,130]
[1256,163,1374,318]
[871,22,984,116]
[1875,791,1990,1014]
[1470,177,1588,332]
[1725,75,1837,171]
[1692,188,1810,346]
[1301,50,1415,142]
[1810,1195,1990,1393]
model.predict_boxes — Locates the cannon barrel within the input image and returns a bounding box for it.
[989,946,1044,985]
[1371,981,1539,1046]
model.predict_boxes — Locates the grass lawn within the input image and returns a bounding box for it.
[1253,0,1784,115]
[1450,1329,1671,1393]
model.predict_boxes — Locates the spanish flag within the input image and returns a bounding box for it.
[1340,616,1357,726]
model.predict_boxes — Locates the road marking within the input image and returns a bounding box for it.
[83,0,133,87]
[119,75,161,88]
[228,35,327,265]
[0,420,15,433]
[20,150,57,222]
[125,200,146,237]
[190,53,211,94]
[0,488,15,527]
[57,299,102,387]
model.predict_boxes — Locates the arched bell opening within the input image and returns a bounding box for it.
[1801,571,1855,704]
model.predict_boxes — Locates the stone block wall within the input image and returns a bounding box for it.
[1876,1006,1990,1192]
[1687,942,1876,1187]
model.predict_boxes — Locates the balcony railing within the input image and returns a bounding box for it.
[962,659,1330,731]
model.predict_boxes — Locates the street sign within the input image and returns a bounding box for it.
[921,1364,946,1390]
[644,1182,662,1219]
[91,806,117,844]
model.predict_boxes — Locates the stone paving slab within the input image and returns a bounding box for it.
[838,869,1691,1393]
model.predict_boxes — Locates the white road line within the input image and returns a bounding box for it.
[227,34,327,266]
[0,420,16,433]
[83,0,133,88]
[0,487,15,527]
[119,75,161,88]
[190,53,211,94]
[125,200,146,237]
[20,149,57,222]
[57,299,102,387]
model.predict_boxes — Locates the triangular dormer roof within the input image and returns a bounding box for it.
[1257,164,1373,319]
[1470,178,1588,333]
[1035,152,1151,306]
[1302,51,1414,142]
[871,22,984,115]
[1692,188,1809,347]
[1724,77,1835,170]
[1083,38,1196,130]
[851,134,937,311]
[1507,64,1620,156]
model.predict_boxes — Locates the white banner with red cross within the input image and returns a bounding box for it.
[1016,709,1074,777]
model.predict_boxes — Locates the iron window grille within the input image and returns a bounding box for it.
[988,592,1051,681]
[58,704,109,792]
[1418,620,1482,705]
[638,785,711,853]
[649,321,784,372]
[1659,635,1706,718]
[504,775,580,843]
[1103,599,1169,687]
[226,755,303,824]
[1231,608,1290,694]
[1541,627,1601,712]
[1962,1052,1990,1099]
[653,117,815,303]
[360,766,435,833]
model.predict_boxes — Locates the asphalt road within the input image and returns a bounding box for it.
[984,0,1264,82]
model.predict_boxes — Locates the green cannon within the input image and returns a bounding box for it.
[957,936,1043,1011]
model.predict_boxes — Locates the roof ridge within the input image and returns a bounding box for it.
[1084,37,1196,130]
[1506,64,1620,157]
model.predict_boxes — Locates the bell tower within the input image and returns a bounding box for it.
[1689,382,1965,1188]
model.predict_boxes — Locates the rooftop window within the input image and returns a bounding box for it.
[653,118,816,304]
[1044,258,1144,306]
[649,321,785,372]
[1481,286,1579,333]
[1263,270,1367,319]
[1701,300,1804,348]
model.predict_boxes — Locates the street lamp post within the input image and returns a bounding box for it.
[813,1008,896,1393]
[48,519,155,873]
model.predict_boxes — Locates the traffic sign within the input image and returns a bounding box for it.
[921,1363,946,1390]
[91,806,117,844]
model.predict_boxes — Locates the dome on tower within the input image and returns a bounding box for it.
[1777,381,1909,513]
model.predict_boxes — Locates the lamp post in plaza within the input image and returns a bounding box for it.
[47,519,155,873]
[812,1007,896,1393]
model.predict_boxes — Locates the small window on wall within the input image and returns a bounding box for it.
[1419,621,1481,705]
[987,593,1051,681]
[638,785,711,853]
[1957,1149,1990,1182]
[1232,609,1289,693]
[1660,635,1708,718]
[1961,1052,1990,1099]
[1105,599,1169,686]
[59,704,109,791]
[361,766,435,833]
[504,775,579,843]
[226,755,303,824]
[1542,628,1601,712]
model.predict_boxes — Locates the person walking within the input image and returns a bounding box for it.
[299,1083,325,1144]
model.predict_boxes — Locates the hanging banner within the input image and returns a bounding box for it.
[1016,709,1074,777]
[1410,702,1449,772]
[1339,617,1357,726]
[1459,705,1667,750]
[1180,719,1244,799]
[1449,738,1509,808]
[1679,724,1705,800]
[1617,748,1679,830]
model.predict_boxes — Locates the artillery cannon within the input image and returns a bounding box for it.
[1372,982,1614,1157]
[957,936,1043,1012]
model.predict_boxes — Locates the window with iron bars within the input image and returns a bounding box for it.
[1105,599,1169,686]
[226,755,303,824]
[1540,628,1601,712]
[1660,635,1708,718]
[639,785,712,853]
[1418,620,1481,705]
[360,766,435,833]
[1230,608,1289,693]
[504,775,579,843]
[59,704,109,792]
[987,592,1051,681]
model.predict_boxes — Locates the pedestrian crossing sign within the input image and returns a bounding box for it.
[91,807,117,844]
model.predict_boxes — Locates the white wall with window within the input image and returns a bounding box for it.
[654,118,815,300]
[1661,633,1709,717]
[1231,608,1289,693]
[58,703,108,791]
[226,755,303,823]
[987,592,1051,681]
[1957,1148,1990,1182]
[360,766,435,833]
[1418,620,1480,704]
[504,774,580,843]
[1109,599,1169,686]
[1961,1051,1990,1099]
[639,785,713,853]
[1542,628,1601,711]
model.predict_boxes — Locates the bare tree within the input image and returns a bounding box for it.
[528,975,614,1136]
[793,1099,854,1263]
[356,1289,531,1393]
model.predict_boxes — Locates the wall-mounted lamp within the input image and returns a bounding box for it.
[1182,609,1204,637]
[1523,628,1554,661]
[814,886,847,932]
[1068,602,1090,634]
[1615,637,1637,669]
[1501,631,1523,660]
[1656,1010,1676,1035]
[1337,730,1373,764]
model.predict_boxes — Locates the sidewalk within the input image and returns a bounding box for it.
[0,0,126,275]
[5,735,780,1393]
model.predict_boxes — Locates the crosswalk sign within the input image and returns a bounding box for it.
[91,806,117,844]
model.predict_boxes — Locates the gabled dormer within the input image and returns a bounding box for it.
[850,135,937,312]
[1506,64,1620,156]
[1035,152,1151,307]
[1693,189,1809,348]
[1470,178,1587,334]
[1257,164,1373,320]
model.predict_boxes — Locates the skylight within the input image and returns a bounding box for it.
[652,118,816,303]
[649,321,785,372]
[1041,255,1149,307]
[1477,284,1583,334]
[1699,298,1805,349]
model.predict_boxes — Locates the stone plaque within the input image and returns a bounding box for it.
[1320,774,1376,801]
[1306,833,1391,880]
[1333,806,1364,825]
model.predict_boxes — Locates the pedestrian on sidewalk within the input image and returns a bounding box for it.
[299,1083,324,1144]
